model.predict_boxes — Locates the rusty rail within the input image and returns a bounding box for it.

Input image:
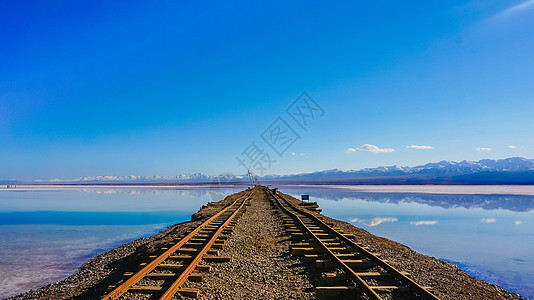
[160,190,249,299]
[101,190,252,300]
[267,188,440,300]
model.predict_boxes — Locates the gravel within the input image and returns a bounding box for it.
[185,187,320,299]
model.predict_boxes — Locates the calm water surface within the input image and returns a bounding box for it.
[0,185,240,299]
[1,185,533,299]
[281,185,534,299]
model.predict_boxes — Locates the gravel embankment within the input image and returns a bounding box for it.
[8,187,526,300]
[184,187,320,299]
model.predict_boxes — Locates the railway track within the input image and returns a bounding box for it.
[267,187,440,300]
[101,190,253,300]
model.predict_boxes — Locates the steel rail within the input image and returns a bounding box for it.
[160,190,252,299]
[268,189,381,299]
[102,191,251,300]
[268,188,439,300]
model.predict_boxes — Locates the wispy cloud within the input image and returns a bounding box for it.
[508,145,517,149]
[352,217,398,227]
[356,144,395,153]
[475,147,492,151]
[515,220,522,225]
[481,218,496,223]
[486,0,534,24]
[406,145,434,150]
[346,148,357,154]
[410,220,438,226]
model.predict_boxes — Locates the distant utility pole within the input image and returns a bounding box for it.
[246,170,261,187]
[247,170,254,187]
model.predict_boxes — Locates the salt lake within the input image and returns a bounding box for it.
[0,185,532,299]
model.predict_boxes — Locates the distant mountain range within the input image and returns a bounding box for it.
[5,157,534,185]
[31,173,218,184]
[264,157,534,185]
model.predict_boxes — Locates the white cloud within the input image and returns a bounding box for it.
[356,144,395,153]
[475,147,492,151]
[406,145,434,150]
[508,145,517,149]
[358,217,398,227]
[481,218,496,223]
[515,220,522,225]
[349,218,359,223]
[346,148,357,154]
[410,220,438,226]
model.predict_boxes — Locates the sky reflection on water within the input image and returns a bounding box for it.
[1,185,532,299]
[0,186,240,299]
[281,186,534,299]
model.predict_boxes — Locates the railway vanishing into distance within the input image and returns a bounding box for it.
[101,186,439,300]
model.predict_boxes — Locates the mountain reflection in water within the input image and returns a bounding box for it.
[281,187,534,212]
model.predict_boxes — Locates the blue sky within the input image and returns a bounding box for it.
[1,0,533,180]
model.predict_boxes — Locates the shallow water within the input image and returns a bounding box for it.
[0,185,241,299]
[281,185,534,299]
[1,185,532,299]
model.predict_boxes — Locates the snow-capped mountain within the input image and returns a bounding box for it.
[33,173,218,184]
[17,157,534,185]
[263,157,534,184]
